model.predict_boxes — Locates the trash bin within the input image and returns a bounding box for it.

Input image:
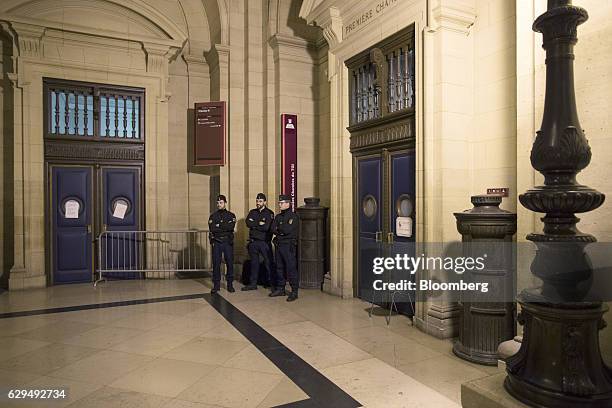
[296,197,328,289]
[452,195,517,365]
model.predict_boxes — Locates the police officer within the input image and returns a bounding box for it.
[208,195,236,294]
[269,194,300,301]
[242,193,275,291]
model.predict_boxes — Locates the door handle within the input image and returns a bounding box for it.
[87,224,91,233]
[387,232,394,244]
[375,231,382,242]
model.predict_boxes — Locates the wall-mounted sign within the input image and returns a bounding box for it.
[281,114,298,210]
[396,216,413,238]
[487,187,509,197]
[113,200,128,219]
[194,101,225,166]
[343,0,400,40]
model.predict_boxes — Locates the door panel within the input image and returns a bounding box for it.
[51,166,93,284]
[389,151,416,315]
[100,166,141,278]
[357,157,382,302]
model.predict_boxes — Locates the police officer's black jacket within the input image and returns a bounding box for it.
[245,207,274,242]
[208,209,236,243]
[272,208,299,245]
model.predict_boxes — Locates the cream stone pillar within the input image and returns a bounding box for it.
[2,22,47,290]
[143,43,177,232]
[205,43,230,210]
[183,54,211,229]
[300,7,351,297]
[415,0,476,338]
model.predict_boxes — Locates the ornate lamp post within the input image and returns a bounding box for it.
[504,1,612,407]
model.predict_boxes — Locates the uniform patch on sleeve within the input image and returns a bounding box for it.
[288,218,293,225]
[208,219,212,224]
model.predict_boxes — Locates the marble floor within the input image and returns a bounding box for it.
[0,279,499,407]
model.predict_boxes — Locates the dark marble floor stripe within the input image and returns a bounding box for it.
[0,292,207,319]
[203,293,361,408]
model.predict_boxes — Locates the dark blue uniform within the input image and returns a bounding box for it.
[272,208,299,295]
[208,208,236,290]
[245,207,275,287]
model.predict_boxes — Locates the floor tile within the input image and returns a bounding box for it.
[109,330,197,357]
[61,386,171,408]
[17,320,99,343]
[153,316,223,337]
[177,366,283,408]
[0,343,96,375]
[0,368,42,388]
[222,345,282,375]
[162,337,247,365]
[0,337,50,362]
[108,312,177,331]
[0,316,57,337]
[12,375,103,407]
[162,400,223,408]
[233,300,307,328]
[48,350,154,385]
[51,308,137,325]
[322,358,459,408]
[256,378,309,408]
[109,358,213,397]
[267,321,372,370]
[396,355,490,403]
[336,325,442,366]
[200,321,249,343]
[62,326,145,349]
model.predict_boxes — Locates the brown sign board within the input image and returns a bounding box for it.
[194,101,225,166]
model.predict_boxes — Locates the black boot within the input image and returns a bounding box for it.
[227,283,235,293]
[211,285,220,294]
[286,291,298,302]
[269,288,286,297]
[241,285,257,291]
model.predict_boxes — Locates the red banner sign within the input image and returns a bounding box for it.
[281,114,298,209]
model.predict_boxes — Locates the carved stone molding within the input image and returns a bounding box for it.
[269,33,316,64]
[143,42,171,75]
[45,141,145,161]
[430,1,476,34]
[183,53,209,78]
[0,21,45,59]
[349,117,414,151]
[205,43,230,72]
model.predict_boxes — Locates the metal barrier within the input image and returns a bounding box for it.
[95,230,212,286]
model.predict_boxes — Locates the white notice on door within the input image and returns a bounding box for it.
[113,202,128,219]
[396,216,412,238]
[65,200,80,219]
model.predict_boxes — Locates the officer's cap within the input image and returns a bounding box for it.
[256,193,267,201]
[217,194,227,202]
[278,194,291,203]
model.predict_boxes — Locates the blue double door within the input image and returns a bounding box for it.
[49,164,142,284]
[357,150,416,315]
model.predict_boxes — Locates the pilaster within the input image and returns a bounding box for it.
[416,0,477,338]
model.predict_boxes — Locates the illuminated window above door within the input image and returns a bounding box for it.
[44,79,144,143]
